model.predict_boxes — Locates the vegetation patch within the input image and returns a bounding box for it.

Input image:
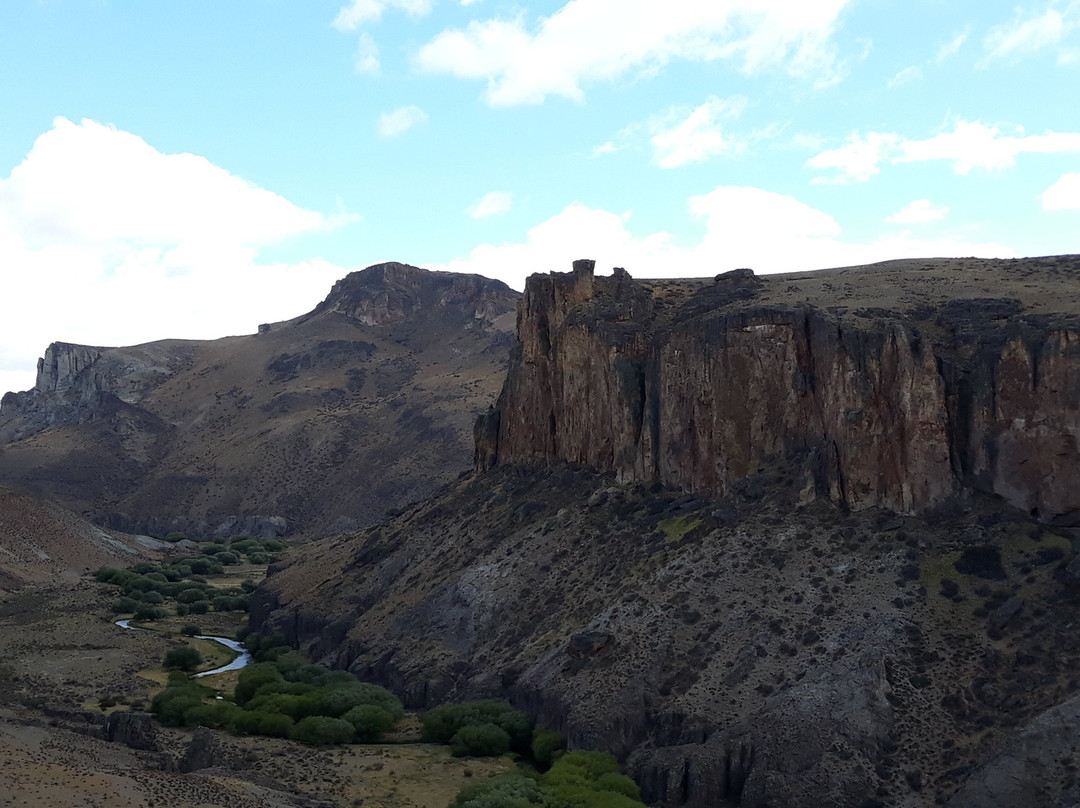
[151,634,405,745]
[450,750,646,808]
[94,534,284,621]
[657,515,703,545]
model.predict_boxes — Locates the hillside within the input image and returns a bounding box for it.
[0,263,519,538]
[255,255,1080,808]
[0,485,161,593]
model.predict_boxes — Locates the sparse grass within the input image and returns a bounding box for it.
[658,516,702,545]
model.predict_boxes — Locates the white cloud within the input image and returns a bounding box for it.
[415,0,852,106]
[897,120,1080,173]
[886,199,949,223]
[806,131,901,183]
[429,187,1013,291]
[0,118,355,397]
[467,190,513,218]
[887,65,922,87]
[333,0,432,31]
[982,2,1079,65]
[808,120,1080,181]
[354,32,381,74]
[1040,171,1080,209]
[649,95,747,168]
[935,29,969,63]
[591,141,620,157]
[461,0,482,5]
[377,105,428,136]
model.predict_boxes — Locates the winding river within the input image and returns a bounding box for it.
[115,618,252,678]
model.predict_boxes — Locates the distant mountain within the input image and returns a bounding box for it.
[0,262,519,538]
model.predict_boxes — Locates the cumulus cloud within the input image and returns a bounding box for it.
[1040,171,1080,209]
[807,120,1080,182]
[378,105,428,136]
[806,131,901,183]
[415,0,852,106]
[981,2,1080,65]
[0,118,355,396]
[333,0,432,31]
[886,199,949,223]
[467,190,513,218]
[428,187,1013,291]
[649,95,747,168]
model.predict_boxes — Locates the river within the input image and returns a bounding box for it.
[115,618,252,678]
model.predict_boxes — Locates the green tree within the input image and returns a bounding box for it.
[163,646,203,672]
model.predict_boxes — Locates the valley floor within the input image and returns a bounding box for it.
[0,582,508,808]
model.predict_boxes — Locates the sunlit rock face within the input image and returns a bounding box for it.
[482,259,1080,520]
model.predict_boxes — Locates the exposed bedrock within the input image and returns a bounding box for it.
[480,260,1080,519]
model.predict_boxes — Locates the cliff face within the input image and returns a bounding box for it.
[480,259,1080,520]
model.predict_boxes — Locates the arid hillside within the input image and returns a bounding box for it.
[0,263,519,538]
[0,485,162,593]
[256,255,1080,808]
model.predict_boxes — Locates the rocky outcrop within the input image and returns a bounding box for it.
[312,261,515,326]
[947,694,1080,808]
[105,710,159,752]
[481,260,1080,519]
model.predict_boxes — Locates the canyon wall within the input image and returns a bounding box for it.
[478,260,1080,519]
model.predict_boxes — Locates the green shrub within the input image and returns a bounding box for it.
[290,715,355,746]
[342,704,397,742]
[177,587,208,604]
[151,682,208,727]
[531,729,565,771]
[141,591,164,605]
[240,579,258,593]
[111,597,138,613]
[450,723,511,757]
[180,624,202,636]
[134,604,167,621]
[164,646,203,672]
[187,558,214,575]
[246,552,271,564]
[215,551,240,565]
[95,567,121,583]
[189,600,211,615]
[175,602,190,616]
[422,701,532,750]
[165,531,188,542]
[234,665,283,706]
[451,772,545,807]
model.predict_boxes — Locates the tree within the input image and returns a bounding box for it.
[164,646,203,672]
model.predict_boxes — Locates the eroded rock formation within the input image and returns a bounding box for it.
[479,259,1080,519]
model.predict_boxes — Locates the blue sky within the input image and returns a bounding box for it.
[1,0,1079,396]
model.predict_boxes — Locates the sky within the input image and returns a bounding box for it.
[1,0,1078,396]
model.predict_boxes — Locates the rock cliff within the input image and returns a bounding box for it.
[479,258,1080,520]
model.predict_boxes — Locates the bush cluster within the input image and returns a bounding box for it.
[422,700,533,757]
[94,535,282,620]
[150,636,403,746]
[451,750,645,808]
